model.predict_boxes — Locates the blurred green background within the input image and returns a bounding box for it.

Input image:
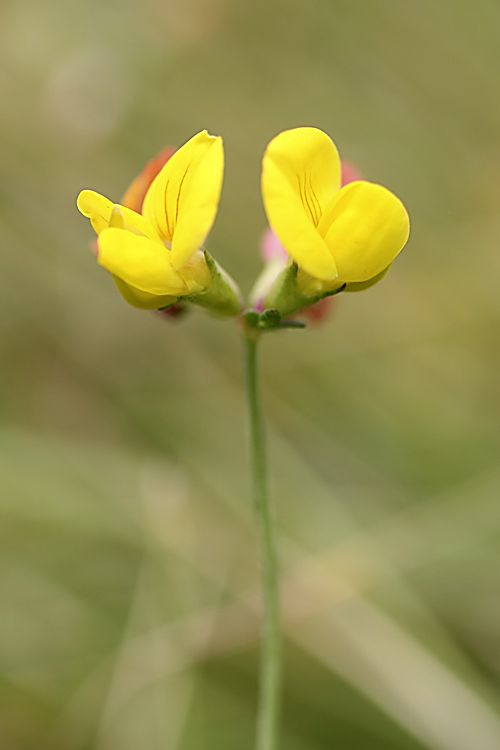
[2,0,500,747]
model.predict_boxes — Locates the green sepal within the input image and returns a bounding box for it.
[264,263,345,319]
[187,250,243,317]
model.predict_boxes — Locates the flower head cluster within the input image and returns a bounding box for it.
[77,127,409,326]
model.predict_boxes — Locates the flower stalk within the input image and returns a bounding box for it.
[244,329,281,750]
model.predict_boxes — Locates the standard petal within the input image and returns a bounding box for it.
[319,181,410,282]
[77,190,161,241]
[264,128,341,218]
[142,130,224,270]
[97,228,187,296]
[261,127,341,280]
[112,276,179,310]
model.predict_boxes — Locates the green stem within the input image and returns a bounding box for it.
[244,330,281,750]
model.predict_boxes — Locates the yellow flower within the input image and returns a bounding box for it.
[77,130,224,311]
[261,127,410,295]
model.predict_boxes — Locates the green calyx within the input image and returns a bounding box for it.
[182,250,243,317]
[263,262,345,319]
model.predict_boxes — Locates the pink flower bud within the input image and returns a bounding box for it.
[260,226,288,263]
[156,303,187,318]
[297,295,334,324]
[341,160,364,186]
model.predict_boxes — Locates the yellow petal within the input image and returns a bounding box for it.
[112,276,179,310]
[344,263,392,292]
[77,190,113,235]
[261,127,341,281]
[108,206,126,229]
[142,130,224,270]
[97,228,187,296]
[77,190,161,241]
[177,249,212,295]
[319,181,410,282]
